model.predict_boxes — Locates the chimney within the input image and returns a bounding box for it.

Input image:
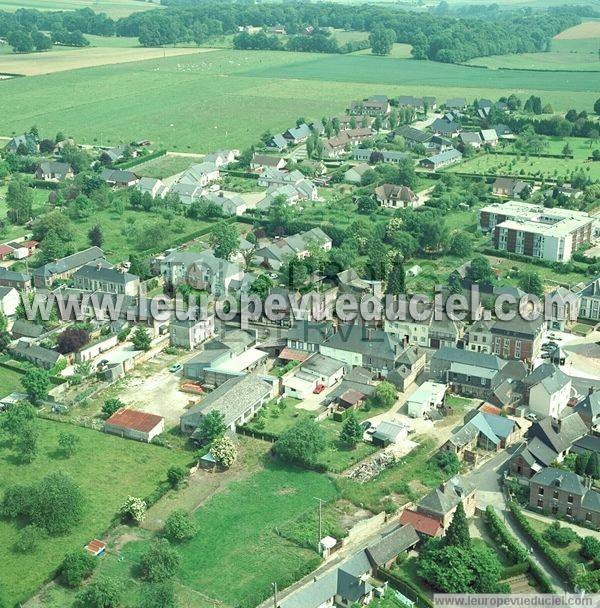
[97,263,102,270]
[590,387,595,396]
[551,418,562,433]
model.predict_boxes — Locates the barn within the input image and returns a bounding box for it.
[103,408,165,443]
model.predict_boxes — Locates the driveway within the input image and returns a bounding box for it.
[114,351,202,426]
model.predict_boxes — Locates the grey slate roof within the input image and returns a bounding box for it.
[74,263,138,285]
[528,413,587,454]
[530,467,585,495]
[423,148,462,164]
[0,267,31,282]
[515,436,558,468]
[181,374,271,431]
[432,346,503,371]
[524,363,570,394]
[33,247,104,278]
[12,340,61,366]
[322,324,400,363]
[366,524,419,567]
[574,392,600,423]
[11,319,44,338]
[417,476,474,517]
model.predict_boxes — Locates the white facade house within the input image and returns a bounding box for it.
[0,287,20,316]
[527,364,572,419]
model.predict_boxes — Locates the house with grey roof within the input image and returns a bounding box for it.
[203,192,247,216]
[492,177,528,198]
[35,161,73,182]
[137,177,167,199]
[73,263,140,296]
[0,267,31,291]
[267,133,288,151]
[524,363,572,419]
[11,319,44,339]
[577,277,600,322]
[445,97,467,110]
[186,251,244,297]
[441,410,521,461]
[374,183,418,209]
[459,132,482,148]
[320,324,402,375]
[100,169,139,187]
[283,123,311,145]
[420,148,462,170]
[33,246,105,288]
[170,315,215,350]
[529,467,600,526]
[344,163,372,184]
[279,524,418,608]
[574,389,600,431]
[5,134,38,154]
[180,373,273,436]
[509,436,559,479]
[250,153,286,172]
[12,339,63,370]
[416,476,476,529]
[528,413,587,461]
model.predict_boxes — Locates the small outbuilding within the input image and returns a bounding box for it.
[85,539,106,557]
[104,408,165,443]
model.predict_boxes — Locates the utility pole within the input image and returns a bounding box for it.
[271,582,278,608]
[314,497,325,550]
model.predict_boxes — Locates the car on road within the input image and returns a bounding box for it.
[526,412,538,421]
[169,363,182,373]
[543,341,558,350]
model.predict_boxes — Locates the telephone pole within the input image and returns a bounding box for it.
[314,497,325,549]
[271,582,278,608]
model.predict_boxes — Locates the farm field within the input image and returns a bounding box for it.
[554,20,600,39]
[0,49,598,152]
[0,45,213,77]
[0,418,190,606]
[447,152,600,182]
[0,0,159,17]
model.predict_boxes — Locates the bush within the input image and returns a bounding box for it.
[543,521,578,547]
[60,551,97,588]
[119,496,146,524]
[581,536,600,564]
[163,509,197,543]
[74,576,121,608]
[139,539,180,582]
[166,465,186,489]
[14,525,45,554]
[484,505,529,564]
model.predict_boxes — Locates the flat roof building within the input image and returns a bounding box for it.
[479,201,593,262]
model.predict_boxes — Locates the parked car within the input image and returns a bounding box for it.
[526,412,538,422]
[361,421,372,431]
[169,363,182,373]
[313,383,325,394]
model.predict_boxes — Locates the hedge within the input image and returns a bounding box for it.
[378,567,434,608]
[509,502,577,586]
[476,246,587,275]
[485,505,529,564]
[501,562,530,579]
[115,148,167,169]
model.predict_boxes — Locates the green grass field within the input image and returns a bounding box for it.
[0,366,26,398]
[134,153,201,179]
[0,0,159,17]
[0,49,598,152]
[0,418,190,606]
[448,152,600,182]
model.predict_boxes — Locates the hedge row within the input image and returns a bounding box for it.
[115,148,167,169]
[509,502,577,587]
[477,246,588,275]
[485,505,529,564]
[488,150,574,160]
[486,505,556,592]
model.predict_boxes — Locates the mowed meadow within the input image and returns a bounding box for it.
[0,48,598,152]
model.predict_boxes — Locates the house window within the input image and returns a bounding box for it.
[537,499,544,508]
[568,495,574,503]
[586,513,592,522]
[553,490,559,499]
[552,506,558,514]
[538,487,544,496]
[567,506,573,516]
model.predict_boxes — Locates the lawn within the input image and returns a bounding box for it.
[245,398,378,473]
[0,365,26,398]
[0,184,48,241]
[522,514,588,565]
[134,153,202,179]
[65,204,214,262]
[0,417,191,606]
[448,152,600,182]
[0,49,598,153]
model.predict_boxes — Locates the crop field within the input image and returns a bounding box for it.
[0,49,598,152]
[0,0,159,17]
[448,152,600,182]
[554,20,600,39]
[0,46,212,77]
[0,418,190,606]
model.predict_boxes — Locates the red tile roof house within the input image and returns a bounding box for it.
[0,244,14,260]
[103,408,165,443]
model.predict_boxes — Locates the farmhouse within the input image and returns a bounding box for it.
[35,161,73,182]
[104,408,165,443]
[180,374,273,436]
[33,246,105,288]
[479,200,594,262]
[177,162,220,187]
[492,178,528,198]
[429,119,460,137]
[480,129,499,146]
[283,123,311,145]
[420,149,462,170]
[137,177,167,199]
[12,339,63,370]
[266,133,288,151]
[374,183,418,209]
[459,132,482,148]
[349,96,391,116]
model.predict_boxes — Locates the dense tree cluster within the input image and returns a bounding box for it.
[113,1,581,63]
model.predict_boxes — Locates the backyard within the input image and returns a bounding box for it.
[0,417,191,606]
